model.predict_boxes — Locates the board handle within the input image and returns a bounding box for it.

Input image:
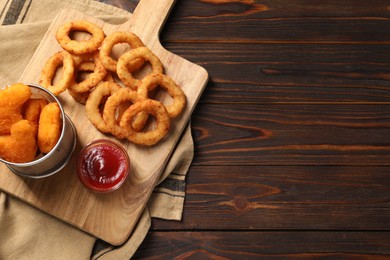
[121,0,177,45]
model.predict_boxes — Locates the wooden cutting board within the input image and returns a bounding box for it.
[0,0,208,245]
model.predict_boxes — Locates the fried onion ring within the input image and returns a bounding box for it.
[85,81,121,133]
[68,60,115,104]
[120,99,170,146]
[67,62,95,104]
[102,88,144,139]
[68,52,107,93]
[137,73,186,118]
[99,31,145,72]
[117,47,163,89]
[39,50,74,96]
[67,88,90,105]
[55,20,105,55]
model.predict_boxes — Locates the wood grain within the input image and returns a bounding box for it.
[163,43,390,103]
[161,0,390,43]
[133,231,390,258]
[153,165,390,230]
[191,104,390,166]
[0,0,208,245]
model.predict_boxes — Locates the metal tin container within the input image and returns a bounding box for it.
[0,83,77,178]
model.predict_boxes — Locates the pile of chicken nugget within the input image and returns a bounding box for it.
[0,83,61,163]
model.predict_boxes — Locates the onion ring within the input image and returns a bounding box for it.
[55,20,105,55]
[85,81,121,133]
[99,31,145,72]
[103,88,148,139]
[68,52,107,93]
[67,62,96,104]
[67,87,90,105]
[117,47,163,89]
[72,61,114,83]
[137,73,186,118]
[68,60,115,104]
[119,99,170,146]
[39,50,74,96]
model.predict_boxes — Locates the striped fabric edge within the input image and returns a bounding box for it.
[0,0,32,25]
[154,175,186,194]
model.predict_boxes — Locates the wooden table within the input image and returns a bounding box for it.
[101,0,390,258]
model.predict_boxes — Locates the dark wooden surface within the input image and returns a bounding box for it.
[100,0,390,258]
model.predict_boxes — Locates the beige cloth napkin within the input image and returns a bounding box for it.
[0,0,193,259]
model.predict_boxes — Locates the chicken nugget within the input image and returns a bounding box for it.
[37,102,62,153]
[0,83,31,135]
[22,98,49,135]
[23,99,48,121]
[0,120,37,163]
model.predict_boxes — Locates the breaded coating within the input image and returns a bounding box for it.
[0,120,37,163]
[0,83,31,135]
[37,102,62,153]
[22,98,49,135]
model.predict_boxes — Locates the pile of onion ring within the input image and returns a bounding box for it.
[38,20,186,146]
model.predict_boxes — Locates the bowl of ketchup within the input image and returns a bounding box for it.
[77,139,130,193]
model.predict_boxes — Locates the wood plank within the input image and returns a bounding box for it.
[190,104,390,166]
[133,231,390,258]
[101,0,390,20]
[167,0,390,19]
[162,43,390,103]
[152,165,390,230]
[163,19,390,43]
[161,0,390,43]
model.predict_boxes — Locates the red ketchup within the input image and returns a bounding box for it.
[77,139,129,192]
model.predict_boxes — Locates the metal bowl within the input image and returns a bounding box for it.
[0,83,77,178]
